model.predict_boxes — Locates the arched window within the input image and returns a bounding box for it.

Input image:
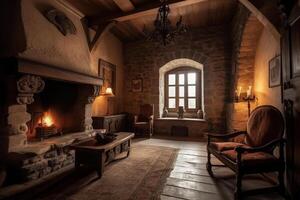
[165,67,202,115]
[159,58,204,119]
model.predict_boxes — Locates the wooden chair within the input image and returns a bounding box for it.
[133,104,154,138]
[206,105,285,200]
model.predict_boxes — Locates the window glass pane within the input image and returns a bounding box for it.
[179,98,185,107]
[188,98,196,109]
[169,98,176,108]
[168,86,176,97]
[179,74,185,85]
[168,74,176,85]
[188,86,196,97]
[179,86,184,97]
[188,73,196,84]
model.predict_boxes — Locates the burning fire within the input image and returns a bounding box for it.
[42,112,54,127]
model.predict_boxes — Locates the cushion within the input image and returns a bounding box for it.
[222,149,281,168]
[246,105,284,147]
[210,142,247,152]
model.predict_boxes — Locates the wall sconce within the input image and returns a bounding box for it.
[235,86,256,117]
[101,87,115,115]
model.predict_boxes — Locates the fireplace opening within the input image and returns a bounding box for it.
[27,79,84,140]
[35,111,59,139]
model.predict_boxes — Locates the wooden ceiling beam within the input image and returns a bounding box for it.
[89,21,116,52]
[113,0,135,12]
[89,0,208,26]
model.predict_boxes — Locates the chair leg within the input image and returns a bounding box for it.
[206,149,213,176]
[150,125,153,137]
[278,169,285,196]
[234,171,242,200]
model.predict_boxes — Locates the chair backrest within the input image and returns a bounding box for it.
[138,104,154,122]
[245,105,284,147]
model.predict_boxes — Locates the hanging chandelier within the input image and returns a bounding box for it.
[143,0,188,46]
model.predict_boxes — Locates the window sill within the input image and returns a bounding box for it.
[156,117,205,122]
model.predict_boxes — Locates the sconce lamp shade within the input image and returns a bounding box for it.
[102,87,115,97]
[105,87,113,95]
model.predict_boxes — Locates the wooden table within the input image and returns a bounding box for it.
[70,132,134,178]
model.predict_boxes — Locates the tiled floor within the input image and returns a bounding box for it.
[135,138,285,200]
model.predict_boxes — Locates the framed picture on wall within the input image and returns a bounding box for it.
[269,55,281,88]
[132,79,143,92]
[98,59,116,94]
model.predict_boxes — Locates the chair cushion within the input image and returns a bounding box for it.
[245,105,284,147]
[209,142,247,152]
[222,149,281,168]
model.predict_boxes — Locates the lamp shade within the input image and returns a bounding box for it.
[105,87,113,95]
[102,87,114,97]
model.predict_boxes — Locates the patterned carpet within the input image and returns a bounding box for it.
[36,144,178,200]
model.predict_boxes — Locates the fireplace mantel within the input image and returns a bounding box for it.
[17,58,103,86]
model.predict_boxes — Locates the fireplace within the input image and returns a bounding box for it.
[0,58,102,152]
[0,58,103,184]
[27,79,86,140]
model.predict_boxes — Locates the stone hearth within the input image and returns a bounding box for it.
[6,132,95,183]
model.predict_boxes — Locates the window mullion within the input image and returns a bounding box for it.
[185,73,188,109]
[176,73,179,109]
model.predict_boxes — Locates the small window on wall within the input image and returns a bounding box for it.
[165,67,202,114]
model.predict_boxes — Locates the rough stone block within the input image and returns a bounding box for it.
[44,150,57,159]
[62,159,74,167]
[52,164,61,172]
[39,167,52,177]
[7,111,31,125]
[8,134,28,151]
[8,105,27,114]
[22,160,48,173]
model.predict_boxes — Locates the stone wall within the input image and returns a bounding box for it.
[227,4,250,131]
[227,4,264,131]
[124,25,232,132]
[235,15,263,91]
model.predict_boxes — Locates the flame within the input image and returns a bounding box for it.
[43,112,54,127]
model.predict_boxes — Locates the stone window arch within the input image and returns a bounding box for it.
[159,58,204,118]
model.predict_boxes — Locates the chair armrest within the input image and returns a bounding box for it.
[235,138,286,153]
[206,131,247,140]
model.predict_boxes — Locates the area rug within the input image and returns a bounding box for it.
[36,144,178,200]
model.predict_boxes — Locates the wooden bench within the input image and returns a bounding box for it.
[70,132,134,178]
